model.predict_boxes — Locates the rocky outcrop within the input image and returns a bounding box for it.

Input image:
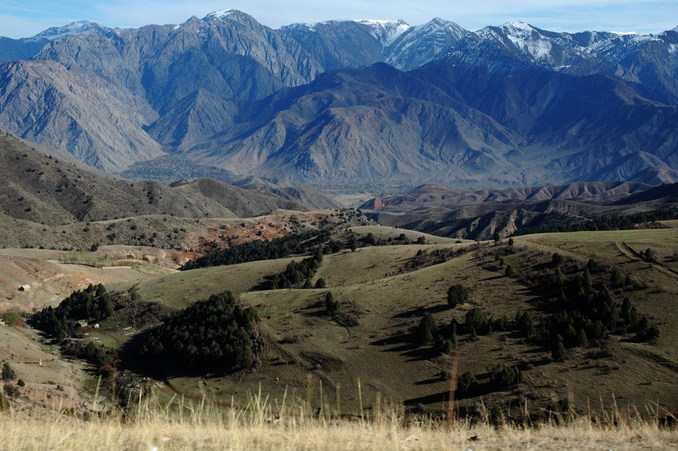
[0,60,164,171]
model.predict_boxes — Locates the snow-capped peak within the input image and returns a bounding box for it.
[492,21,558,61]
[206,9,237,19]
[353,19,410,45]
[204,9,253,22]
[414,18,467,38]
[503,20,534,32]
[30,20,102,41]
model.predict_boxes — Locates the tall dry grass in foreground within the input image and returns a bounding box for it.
[1,391,676,451]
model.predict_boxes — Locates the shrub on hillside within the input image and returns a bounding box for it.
[447,284,470,307]
[491,366,523,389]
[457,371,479,396]
[324,292,340,315]
[1,363,16,381]
[2,384,19,398]
[2,312,23,327]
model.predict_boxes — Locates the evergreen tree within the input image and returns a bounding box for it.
[492,366,523,388]
[324,292,340,315]
[552,253,564,266]
[552,335,567,362]
[465,308,491,335]
[457,371,478,396]
[416,313,437,346]
[517,312,536,340]
[610,268,623,286]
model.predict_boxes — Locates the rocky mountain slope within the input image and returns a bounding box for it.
[0,132,324,225]
[0,11,676,187]
[359,181,678,239]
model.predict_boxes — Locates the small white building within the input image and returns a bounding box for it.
[18,284,31,292]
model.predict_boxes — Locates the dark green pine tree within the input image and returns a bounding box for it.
[552,334,567,362]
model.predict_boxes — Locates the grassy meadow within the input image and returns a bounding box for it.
[1,226,677,449]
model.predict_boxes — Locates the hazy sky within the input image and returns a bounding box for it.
[1,1,677,39]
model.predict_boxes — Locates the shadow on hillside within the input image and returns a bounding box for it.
[370,332,438,361]
[415,377,444,386]
[392,304,449,319]
[404,391,449,406]
[370,332,418,354]
[405,381,499,406]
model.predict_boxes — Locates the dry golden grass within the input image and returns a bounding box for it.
[1,397,675,451]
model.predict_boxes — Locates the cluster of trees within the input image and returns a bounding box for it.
[518,255,660,359]
[353,232,426,249]
[406,248,455,271]
[462,308,509,336]
[31,284,116,341]
[415,313,457,353]
[457,366,523,397]
[514,207,678,236]
[269,247,323,289]
[139,291,260,374]
[415,304,512,354]
[62,340,118,372]
[1,363,24,404]
[416,248,658,368]
[181,230,330,270]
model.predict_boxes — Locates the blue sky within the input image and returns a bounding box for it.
[1,1,676,39]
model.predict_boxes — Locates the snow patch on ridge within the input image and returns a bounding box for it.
[30,20,101,41]
[504,21,534,32]
[206,10,238,20]
[353,19,411,45]
[499,21,556,61]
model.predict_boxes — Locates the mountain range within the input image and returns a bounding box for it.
[0,11,677,188]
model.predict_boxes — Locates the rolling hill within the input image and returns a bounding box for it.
[0,132,335,225]
[8,224,674,421]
